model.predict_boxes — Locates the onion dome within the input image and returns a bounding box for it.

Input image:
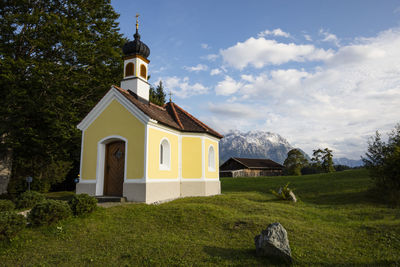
[122,25,150,59]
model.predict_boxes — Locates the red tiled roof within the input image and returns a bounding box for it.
[232,157,283,169]
[113,85,223,139]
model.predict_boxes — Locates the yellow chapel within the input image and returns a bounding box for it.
[76,19,223,203]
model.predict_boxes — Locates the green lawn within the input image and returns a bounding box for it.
[1,169,400,266]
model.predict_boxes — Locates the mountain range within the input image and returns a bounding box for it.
[219,130,363,167]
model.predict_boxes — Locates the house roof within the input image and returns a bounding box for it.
[113,85,223,139]
[231,157,283,169]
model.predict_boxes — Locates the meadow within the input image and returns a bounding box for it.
[1,169,399,266]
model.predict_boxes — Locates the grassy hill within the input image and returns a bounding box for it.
[1,169,400,266]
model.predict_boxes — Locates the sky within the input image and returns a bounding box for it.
[111,0,400,160]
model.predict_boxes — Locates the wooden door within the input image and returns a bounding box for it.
[104,141,125,196]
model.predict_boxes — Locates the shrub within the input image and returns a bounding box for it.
[0,199,15,212]
[271,183,296,201]
[0,211,26,241]
[363,124,400,206]
[16,191,46,209]
[69,194,97,216]
[28,199,72,226]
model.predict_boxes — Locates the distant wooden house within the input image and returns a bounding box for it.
[219,157,283,177]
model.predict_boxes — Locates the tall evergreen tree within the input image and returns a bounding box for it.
[0,0,125,192]
[149,81,166,106]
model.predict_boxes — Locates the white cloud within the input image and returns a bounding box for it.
[319,29,340,46]
[220,37,333,69]
[201,43,210,49]
[258,28,291,38]
[203,54,219,61]
[163,76,209,98]
[210,68,222,76]
[304,34,312,41]
[209,28,400,158]
[215,75,243,96]
[183,64,208,72]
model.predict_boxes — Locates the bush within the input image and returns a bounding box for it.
[363,124,400,206]
[28,199,72,226]
[271,182,296,202]
[0,199,15,212]
[69,194,97,216]
[16,191,46,209]
[0,211,26,241]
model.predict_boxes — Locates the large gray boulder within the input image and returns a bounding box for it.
[254,222,292,263]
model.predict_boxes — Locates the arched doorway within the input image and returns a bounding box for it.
[104,140,125,196]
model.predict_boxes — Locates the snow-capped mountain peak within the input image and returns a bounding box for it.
[219,130,295,164]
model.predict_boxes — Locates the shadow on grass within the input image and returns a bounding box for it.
[203,246,290,266]
[300,190,371,206]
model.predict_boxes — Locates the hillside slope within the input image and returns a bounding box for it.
[1,170,399,266]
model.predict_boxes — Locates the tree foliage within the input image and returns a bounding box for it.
[311,148,335,173]
[0,0,125,192]
[149,80,166,106]
[362,124,400,205]
[283,149,308,176]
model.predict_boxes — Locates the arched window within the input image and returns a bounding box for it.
[125,62,134,77]
[140,64,147,79]
[208,145,215,171]
[160,138,170,170]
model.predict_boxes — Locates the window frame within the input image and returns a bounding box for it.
[159,138,171,171]
[140,64,147,79]
[208,145,215,172]
[125,62,134,77]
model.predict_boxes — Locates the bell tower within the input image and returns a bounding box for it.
[121,14,151,101]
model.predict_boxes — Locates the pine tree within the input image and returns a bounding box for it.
[149,81,166,106]
[0,0,125,192]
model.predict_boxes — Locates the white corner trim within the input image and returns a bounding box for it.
[144,124,149,182]
[79,130,85,179]
[202,136,205,179]
[77,87,150,131]
[178,135,182,180]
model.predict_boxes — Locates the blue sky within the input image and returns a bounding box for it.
[111,0,400,159]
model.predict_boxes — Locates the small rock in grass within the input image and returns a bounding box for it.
[254,222,292,264]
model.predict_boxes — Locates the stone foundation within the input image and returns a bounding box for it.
[76,182,96,196]
[180,180,220,197]
[76,179,220,204]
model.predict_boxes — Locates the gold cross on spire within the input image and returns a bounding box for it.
[136,13,139,30]
[168,91,173,102]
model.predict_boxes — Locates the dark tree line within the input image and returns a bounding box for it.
[0,0,125,193]
[283,148,336,176]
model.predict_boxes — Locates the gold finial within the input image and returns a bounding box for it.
[136,13,139,31]
[168,91,173,102]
